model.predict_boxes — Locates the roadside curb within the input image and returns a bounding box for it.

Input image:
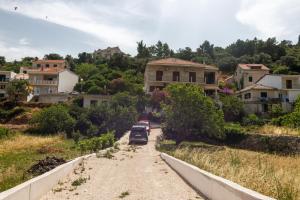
[0,153,95,200]
[161,153,275,200]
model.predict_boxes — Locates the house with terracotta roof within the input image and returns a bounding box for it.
[233,64,270,90]
[144,58,219,96]
[236,74,300,114]
[22,60,78,103]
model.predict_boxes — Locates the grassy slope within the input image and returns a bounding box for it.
[157,140,300,200]
[0,133,81,192]
[244,125,300,136]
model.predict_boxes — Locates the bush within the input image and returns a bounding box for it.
[0,127,14,139]
[78,131,115,154]
[0,107,26,123]
[30,105,75,134]
[242,114,264,126]
[220,95,244,122]
[224,123,246,142]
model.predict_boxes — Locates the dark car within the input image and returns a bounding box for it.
[136,120,150,135]
[129,125,148,144]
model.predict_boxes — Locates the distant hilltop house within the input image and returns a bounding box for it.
[93,46,123,59]
[233,64,270,90]
[144,58,219,97]
[21,59,78,103]
[0,71,17,98]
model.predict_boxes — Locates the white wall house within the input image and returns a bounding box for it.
[26,67,78,103]
[236,74,300,114]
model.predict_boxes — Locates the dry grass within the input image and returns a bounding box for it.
[257,125,300,136]
[159,141,300,200]
[0,134,62,154]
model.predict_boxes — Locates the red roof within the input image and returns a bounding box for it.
[33,60,65,64]
[238,64,270,71]
[148,58,218,70]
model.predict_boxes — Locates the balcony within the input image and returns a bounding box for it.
[29,79,58,85]
[0,78,9,82]
[249,97,283,103]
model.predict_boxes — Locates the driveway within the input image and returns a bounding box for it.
[41,128,204,200]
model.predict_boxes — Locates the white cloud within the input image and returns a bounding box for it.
[19,38,29,45]
[0,0,144,49]
[236,0,300,41]
[0,40,42,61]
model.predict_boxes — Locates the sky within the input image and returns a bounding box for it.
[0,0,299,61]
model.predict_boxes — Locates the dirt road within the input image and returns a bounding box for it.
[41,128,204,200]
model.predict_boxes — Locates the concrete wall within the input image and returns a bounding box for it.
[0,154,93,200]
[161,153,275,200]
[58,70,78,93]
[257,75,282,89]
[83,95,111,108]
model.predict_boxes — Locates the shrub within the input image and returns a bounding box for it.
[224,123,246,142]
[0,107,26,123]
[30,105,75,134]
[220,95,244,122]
[0,127,14,139]
[78,131,115,154]
[242,114,264,126]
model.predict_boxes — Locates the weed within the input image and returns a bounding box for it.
[53,187,63,193]
[119,191,130,198]
[71,177,87,187]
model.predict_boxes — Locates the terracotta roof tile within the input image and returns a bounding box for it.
[33,60,65,64]
[238,84,277,93]
[238,64,270,71]
[148,58,218,70]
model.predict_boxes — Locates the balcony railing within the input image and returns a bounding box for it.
[29,80,58,85]
[0,78,9,82]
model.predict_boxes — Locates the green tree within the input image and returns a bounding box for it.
[198,40,214,58]
[0,56,5,66]
[220,95,244,122]
[44,53,63,60]
[6,80,30,103]
[78,52,94,64]
[136,40,150,58]
[162,84,225,144]
[176,47,194,60]
[75,63,98,80]
[30,105,75,134]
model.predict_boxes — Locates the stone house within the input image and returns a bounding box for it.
[144,58,219,96]
[234,64,270,90]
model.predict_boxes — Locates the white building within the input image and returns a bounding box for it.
[236,74,300,114]
[22,60,78,103]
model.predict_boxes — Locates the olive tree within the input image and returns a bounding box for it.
[162,84,225,144]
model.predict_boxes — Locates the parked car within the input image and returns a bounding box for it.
[136,120,151,135]
[129,125,148,144]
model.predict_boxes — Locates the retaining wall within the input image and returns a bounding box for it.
[0,154,94,200]
[161,153,275,200]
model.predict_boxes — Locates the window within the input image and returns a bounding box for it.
[0,85,5,89]
[260,92,267,98]
[156,71,163,81]
[53,64,57,67]
[204,72,215,84]
[279,93,283,99]
[189,72,196,82]
[173,71,180,81]
[249,76,253,82]
[0,75,6,82]
[45,64,50,68]
[37,64,41,68]
[244,93,251,99]
[262,104,268,112]
[0,93,4,98]
[90,100,98,106]
[286,80,292,89]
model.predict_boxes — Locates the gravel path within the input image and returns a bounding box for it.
[41,128,204,200]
